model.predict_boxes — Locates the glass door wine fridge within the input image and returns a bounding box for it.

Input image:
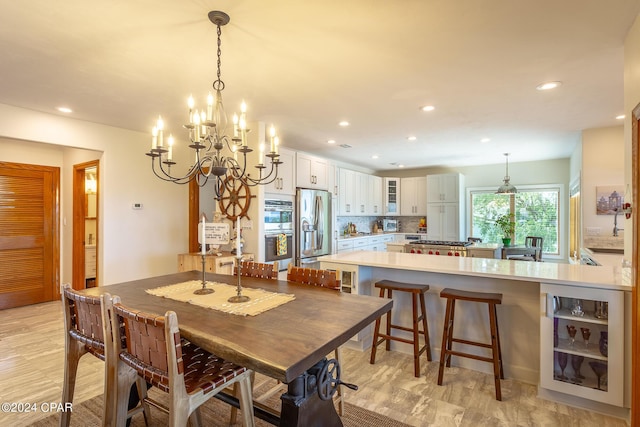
[540,282,624,406]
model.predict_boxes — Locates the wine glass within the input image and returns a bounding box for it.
[580,327,591,349]
[589,361,607,390]
[571,355,585,383]
[557,352,568,381]
[571,299,584,317]
[566,325,577,347]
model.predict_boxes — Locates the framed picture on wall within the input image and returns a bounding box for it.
[596,185,624,215]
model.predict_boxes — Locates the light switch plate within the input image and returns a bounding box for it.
[132,203,143,210]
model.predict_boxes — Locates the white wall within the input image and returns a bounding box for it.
[0,104,189,286]
[624,14,640,257]
[580,126,625,242]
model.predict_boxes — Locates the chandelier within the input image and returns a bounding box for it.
[146,10,281,200]
[496,153,517,194]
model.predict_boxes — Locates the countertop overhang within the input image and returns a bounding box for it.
[318,251,631,291]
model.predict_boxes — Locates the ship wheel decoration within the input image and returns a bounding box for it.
[218,175,255,222]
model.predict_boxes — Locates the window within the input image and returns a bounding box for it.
[470,186,560,255]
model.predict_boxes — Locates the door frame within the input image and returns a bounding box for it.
[72,160,99,290]
[631,103,639,426]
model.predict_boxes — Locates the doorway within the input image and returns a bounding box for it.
[0,161,60,309]
[72,160,99,290]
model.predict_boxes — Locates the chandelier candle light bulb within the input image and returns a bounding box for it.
[167,135,174,161]
[188,95,195,122]
[151,126,157,150]
[157,117,164,147]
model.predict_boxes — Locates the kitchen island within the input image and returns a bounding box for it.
[319,251,632,418]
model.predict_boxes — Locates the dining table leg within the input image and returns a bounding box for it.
[279,358,343,427]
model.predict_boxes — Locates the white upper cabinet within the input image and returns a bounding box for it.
[400,176,427,216]
[368,175,383,215]
[337,169,382,216]
[263,147,295,195]
[427,173,462,203]
[296,152,328,190]
[338,168,356,215]
[327,161,338,198]
[383,177,400,216]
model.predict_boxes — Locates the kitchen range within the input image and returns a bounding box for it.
[404,239,471,256]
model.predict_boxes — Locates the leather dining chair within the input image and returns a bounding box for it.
[229,260,279,424]
[235,260,279,280]
[286,265,346,414]
[107,297,255,427]
[61,284,148,427]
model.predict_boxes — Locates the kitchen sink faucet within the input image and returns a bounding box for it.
[613,208,624,237]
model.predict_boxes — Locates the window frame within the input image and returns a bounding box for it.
[466,184,566,260]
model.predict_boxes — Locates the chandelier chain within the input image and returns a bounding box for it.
[213,23,224,92]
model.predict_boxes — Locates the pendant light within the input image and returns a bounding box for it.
[496,153,517,194]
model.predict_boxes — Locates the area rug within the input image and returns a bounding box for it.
[30,388,411,427]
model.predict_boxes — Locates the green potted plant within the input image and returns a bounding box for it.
[495,213,515,246]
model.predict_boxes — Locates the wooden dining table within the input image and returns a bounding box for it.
[81,270,392,427]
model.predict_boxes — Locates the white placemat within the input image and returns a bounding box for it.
[146,280,295,316]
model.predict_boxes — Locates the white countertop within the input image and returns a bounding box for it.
[319,251,631,291]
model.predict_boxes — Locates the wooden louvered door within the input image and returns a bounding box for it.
[0,162,59,309]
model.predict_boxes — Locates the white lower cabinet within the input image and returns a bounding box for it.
[540,283,624,406]
[336,240,355,253]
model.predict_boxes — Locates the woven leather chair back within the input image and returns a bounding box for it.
[113,303,178,392]
[287,265,341,291]
[235,261,278,280]
[62,285,106,359]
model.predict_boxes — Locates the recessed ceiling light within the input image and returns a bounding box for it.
[57,106,73,113]
[398,164,405,168]
[420,105,435,112]
[371,155,379,159]
[338,120,350,127]
[481,138,491,143]
[327,139,336,144]
[407,136,417,141]
[536,81,562,91]
[616,115,625,120]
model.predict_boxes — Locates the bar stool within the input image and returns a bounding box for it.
[437,288,504,400]
[369,279,432,377]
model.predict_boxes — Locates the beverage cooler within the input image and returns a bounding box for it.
[540,283,625,406]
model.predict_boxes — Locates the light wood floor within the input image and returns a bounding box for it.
[0,300,630,426]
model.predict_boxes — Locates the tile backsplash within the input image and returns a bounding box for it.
[337,216,425,235]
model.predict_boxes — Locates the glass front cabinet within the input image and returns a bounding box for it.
[540,283,624,406]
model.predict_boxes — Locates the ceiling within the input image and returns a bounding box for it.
[1,1,638,171]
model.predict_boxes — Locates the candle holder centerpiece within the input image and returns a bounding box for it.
[194,253,215,295]
[228,218,250,303]
[194,214,215,295]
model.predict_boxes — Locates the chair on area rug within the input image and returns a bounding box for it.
[107,297,255,427]
[61,284,148,427]
[286,264,347,415]
[229,260,280,424]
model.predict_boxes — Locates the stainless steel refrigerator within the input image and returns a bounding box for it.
[295,188,331,267]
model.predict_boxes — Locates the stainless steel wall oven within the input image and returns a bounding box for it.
[264,198,294,271]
